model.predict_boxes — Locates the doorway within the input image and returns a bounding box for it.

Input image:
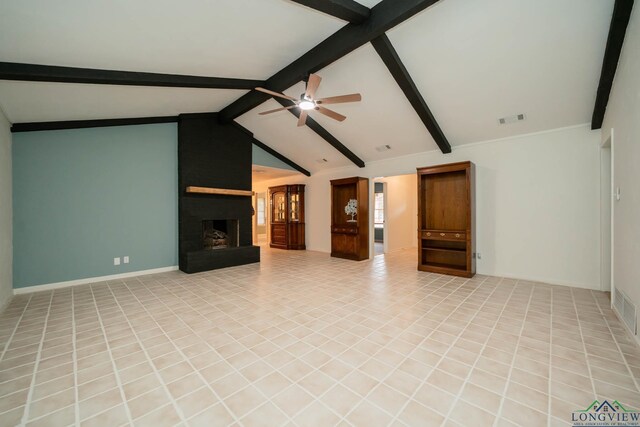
[600,131,613,293]
[255,192,267,245]
[374,182,386,255]
[371,174,418,257]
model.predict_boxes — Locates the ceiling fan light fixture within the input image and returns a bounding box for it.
[298,100,315,110]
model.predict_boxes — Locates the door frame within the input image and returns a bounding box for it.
[600,129,614,297]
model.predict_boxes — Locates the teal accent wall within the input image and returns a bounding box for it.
[12,124,178,288]
[252,145,296,170]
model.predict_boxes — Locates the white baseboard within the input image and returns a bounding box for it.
[13,266,179,295]
[480,271,600,290]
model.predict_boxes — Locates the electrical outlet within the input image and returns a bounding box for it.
[113,257,121,266]
[123,256,130,264]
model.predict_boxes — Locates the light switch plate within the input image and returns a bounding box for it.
[114,257,121,266]
[124,256,129,264]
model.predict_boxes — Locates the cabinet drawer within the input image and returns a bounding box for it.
[421,230,466,241]
[332,226,358,235]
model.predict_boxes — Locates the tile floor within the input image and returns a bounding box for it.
[1,247,640,426]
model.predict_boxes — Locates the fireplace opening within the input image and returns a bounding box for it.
[202,219,239,250]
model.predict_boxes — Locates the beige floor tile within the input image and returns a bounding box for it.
[500,398,548,427]
[506,381,549,413]
[272,384,314,417]
[427,369,465,395]
[223,385,266,419]
[367,383,410,417]
[0,406,23,426]
[134,403,183,427]
[239,359,273,383]
[28,388,75,420]
[238,402,286,426]
[1,248,639,426]
[397,399,445,426]
[449,400,495,426]
[299,369,337,397]
[167,373,207,400]
[26,404,75,427]
[210,372,249,399]
[177,386,219,419]
[460,382,502,414]
[81,403,128,427]
[79,387,123,421]
[347,399,393,427]
[321,384,361,417]
[293,400,340,427]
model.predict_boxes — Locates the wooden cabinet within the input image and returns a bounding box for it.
[417,161,475,277]
[269,185,305,250]
[330,177,369,260]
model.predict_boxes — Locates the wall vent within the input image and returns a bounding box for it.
[498,113,526,125]
[375,144,392,152]
[614,289,637,335]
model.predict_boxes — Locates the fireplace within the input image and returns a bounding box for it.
[178,113,260,273]
[203,219,238,250]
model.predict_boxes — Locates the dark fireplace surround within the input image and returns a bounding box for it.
[179,113,259,273]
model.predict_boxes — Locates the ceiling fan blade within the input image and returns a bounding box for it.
[255,87,297,101]
[316,106,346,122]
[297,111,308,127]
[304,74,322,100]
[259,105,297,115]
[316,93,362,105]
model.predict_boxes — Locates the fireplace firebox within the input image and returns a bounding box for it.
[202,220,239,250]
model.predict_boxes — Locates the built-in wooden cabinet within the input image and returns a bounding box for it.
[330,177,369,261]
[269,185,305,250]
[417,161,475,277]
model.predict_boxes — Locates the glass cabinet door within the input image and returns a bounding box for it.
[290,193,300,222]
[272,192,286,222]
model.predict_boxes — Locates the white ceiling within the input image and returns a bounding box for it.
[0,81,246,123]
[386,0,614,145]
[0,0,615,171]
[0,0,343,79]
[252,164,302,184]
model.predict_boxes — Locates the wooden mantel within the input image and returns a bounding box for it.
[185,186,254,197]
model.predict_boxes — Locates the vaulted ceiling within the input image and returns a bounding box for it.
[0,0,616,174]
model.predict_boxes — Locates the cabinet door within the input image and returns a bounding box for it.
[272,192,286,223]
[289,192,300,222]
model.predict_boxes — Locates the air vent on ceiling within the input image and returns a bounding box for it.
[498,113,526,125]
[316,158,328,164]
[614,289,637,335]
[375,144,392,152]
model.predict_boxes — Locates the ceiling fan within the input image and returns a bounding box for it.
[256,73,361,127]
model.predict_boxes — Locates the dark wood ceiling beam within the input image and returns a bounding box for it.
[232,122,312,176]
[591,0,634,130]
[219,0,441,123]
[371,34,451,153]
[11,116,179,133]
[289,0,370,24]
[0,62,263,90]
[274,98,366,167]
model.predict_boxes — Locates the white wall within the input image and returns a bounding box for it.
[254,124,602,289]
[0,108,12,310]
[602,5,640,310]
[378,175,418,252]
